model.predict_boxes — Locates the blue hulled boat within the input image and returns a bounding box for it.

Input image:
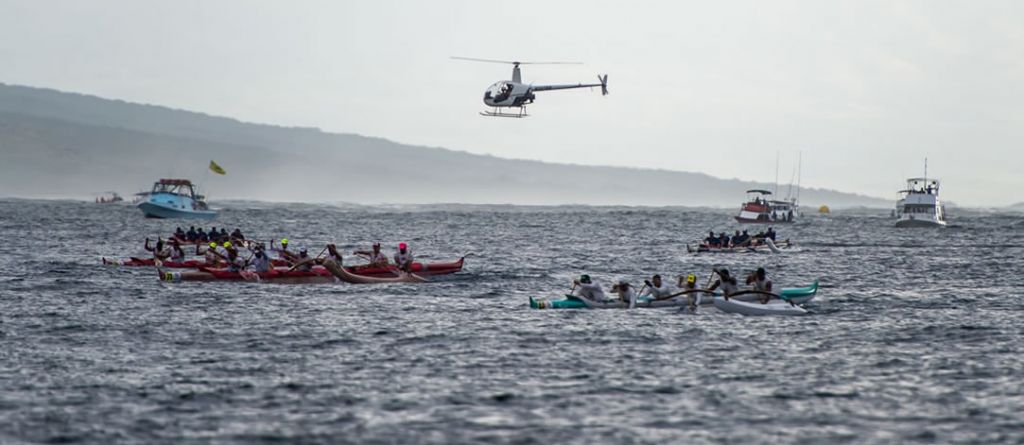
[137,179,217,220]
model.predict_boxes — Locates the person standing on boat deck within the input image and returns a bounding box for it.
[708,268,740,299]
[394,243,414,272]
[573,274,608,302]
[612,279,637,308]
[746,267,774,304]
[354,243,389,267]
[640,275,673,302]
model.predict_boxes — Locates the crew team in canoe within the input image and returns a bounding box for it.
[702,227,776,249]
[172,226,246,243]
[571,267,780,311]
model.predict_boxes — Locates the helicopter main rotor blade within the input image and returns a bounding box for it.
[451,56,583,65]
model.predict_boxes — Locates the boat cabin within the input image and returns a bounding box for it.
[152,179,201,199]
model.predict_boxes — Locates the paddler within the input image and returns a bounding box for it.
[745,267,774,304]
[144,237,171,260]
[611,279,637,308]
[393,242,414,272]
[324,244,343,264]
[639,275,673,302]
[273,238,299,263]
[708,268,739,299]
[197,242,226,267]
[249,246,271,273]
[294,247,314,272]
[354,243,389,267]
[223,241,244,272]
[676,273,701,312]
[168,239,187,263]
[572,274,609,302]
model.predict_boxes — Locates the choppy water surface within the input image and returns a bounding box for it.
[1,199,1022,444]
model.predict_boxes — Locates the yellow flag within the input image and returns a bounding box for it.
[209,160,226,175]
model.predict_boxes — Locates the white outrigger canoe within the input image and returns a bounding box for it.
[531,282,818,310]
[713,296,807,316]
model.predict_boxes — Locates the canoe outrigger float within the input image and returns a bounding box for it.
[112,256,464,277]
[159,261,429,284]
[686,238,790,254]
[531,281,818,310]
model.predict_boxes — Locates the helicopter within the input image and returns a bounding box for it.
[452,57,608,118]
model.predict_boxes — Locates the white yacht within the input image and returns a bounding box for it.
[894,177,946,228]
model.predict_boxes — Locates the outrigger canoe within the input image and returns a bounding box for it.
[530,281,818,309]
[686,238,790,254]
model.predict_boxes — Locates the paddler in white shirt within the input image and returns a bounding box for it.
[224,241,244,272]
[708,268,740,299]
[393,242,414,272]
[144,238,171,260]
[168,239,187,263]
[639,274,673,302]
[676,273,702,313]
[354,243,389,267]
[249,247,271,273]
[745,267,774,304]
[196,242,226,267]
[612,279,638,308]
[572,274,609,302]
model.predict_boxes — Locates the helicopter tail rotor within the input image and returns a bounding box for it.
[598,75,609,96]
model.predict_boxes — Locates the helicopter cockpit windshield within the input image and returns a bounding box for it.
[484,82,513,103]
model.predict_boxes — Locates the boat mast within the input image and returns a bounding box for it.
[773,150,780,197]
[796,151,802,205]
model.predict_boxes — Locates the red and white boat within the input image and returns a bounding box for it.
[734,190,798,224]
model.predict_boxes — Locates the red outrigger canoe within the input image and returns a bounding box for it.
[112,256,464,277]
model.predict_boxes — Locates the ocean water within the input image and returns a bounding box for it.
[1,199,1022,444]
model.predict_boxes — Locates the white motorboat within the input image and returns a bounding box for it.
[894,164,946,228]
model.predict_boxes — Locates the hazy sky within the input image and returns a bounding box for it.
[1,0,1022,206]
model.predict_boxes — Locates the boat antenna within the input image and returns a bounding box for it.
[924,157,928,182]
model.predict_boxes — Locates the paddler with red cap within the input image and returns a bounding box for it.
[393,242,414,272]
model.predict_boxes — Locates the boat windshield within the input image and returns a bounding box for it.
[152,181,196,197]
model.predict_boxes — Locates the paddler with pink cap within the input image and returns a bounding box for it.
[393,242,414,272]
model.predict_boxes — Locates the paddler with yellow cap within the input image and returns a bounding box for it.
[223,241,244,272]
[195,241,226,267]
[677,273,702,313]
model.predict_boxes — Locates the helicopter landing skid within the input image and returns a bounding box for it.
[480,107,528,118]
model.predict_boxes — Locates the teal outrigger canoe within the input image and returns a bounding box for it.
[530,281,818,309]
